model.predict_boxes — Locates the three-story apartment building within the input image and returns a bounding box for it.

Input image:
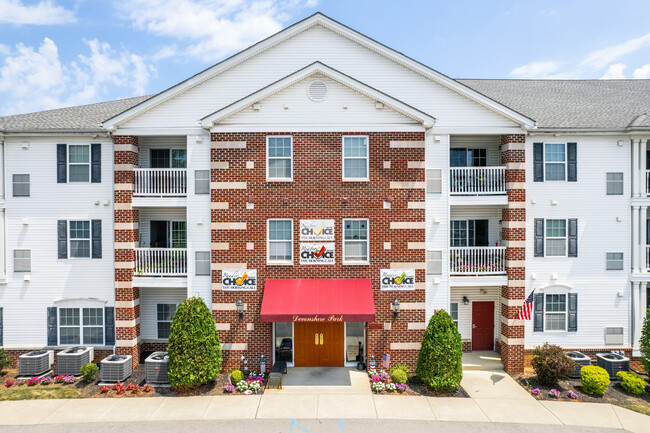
[0,14,648,373]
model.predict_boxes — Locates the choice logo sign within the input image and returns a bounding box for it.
[222,269,257,291]
[300,243,335,265]
[380,269,415,291]
[300,220,335,241]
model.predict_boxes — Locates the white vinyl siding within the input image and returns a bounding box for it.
[545,294,567,331]
[545,219,566,257]
[267,136,292,180]
[268,219,293,263]
[343,219,369,263]
[342,136,368,181]
[137,136,187,168]
[140,288,186,341]
[68,145,90,182]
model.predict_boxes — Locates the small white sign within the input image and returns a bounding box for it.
[222,269,257,291]
[299,219,335,241]
[300,243,335,265]
[380,269,415,291]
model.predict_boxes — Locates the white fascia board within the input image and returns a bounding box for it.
[211,124,425,133]
[103,13,535,131]
[112,127,206,136]
[201,62,436,128]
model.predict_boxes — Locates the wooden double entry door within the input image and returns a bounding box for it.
[294,322,344,367]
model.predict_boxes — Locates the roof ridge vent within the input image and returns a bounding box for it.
[307,80,328,102]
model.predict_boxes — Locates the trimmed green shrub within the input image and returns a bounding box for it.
[617,371,646,395]
[581,365,610,396]
[641,307,650,375]
[80,363,99,383]
[168,297,222,391]
[415,309,463,392]
[230,369,245,384]
[389,363,410,377]
[530,343,575,386]
[390,369,407,384]
[0,349,11,373]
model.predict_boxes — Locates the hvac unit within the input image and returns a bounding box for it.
[596,352,630,379]
[145,351,169,384]
[100,354,132,382]
[56,346,94,375]
[18,350,54,376]
[566,351,591,378]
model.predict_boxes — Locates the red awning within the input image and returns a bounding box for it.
[260,279,375,322]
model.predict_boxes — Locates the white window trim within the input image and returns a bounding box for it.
[543,143,567,182]
[68,220,91,259]
[543,292,568,332]
[156,303,178,340]
[266,136,293,182]
[68,144,90,183]
[58,307,104,346]
[342,218,370,264]
[450,302,459,329]
[545,218,567,258]
[342,136,369,182]
[267,218,294,264]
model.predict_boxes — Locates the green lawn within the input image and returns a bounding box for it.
[621,404,650,417]
[0,387,83,401]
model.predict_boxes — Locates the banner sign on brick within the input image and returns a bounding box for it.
[222,269,257,291]
[299,219,335,241]
[380,269,415,291]
[300,243,335,265]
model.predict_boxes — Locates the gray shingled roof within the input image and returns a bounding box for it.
[458,79,650,130]
[0,95,152,133]
[1,80,649,132]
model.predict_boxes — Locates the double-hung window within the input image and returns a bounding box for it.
[343,219,369,263]
[59,307,103,345]
[267,137,292,181]
[268,219,293,263]
[69,145,90,182]
[69,221,91,258]
[13,174,30,197]
[606,252,624,270]
[545,294,567,331]
[157,304,177,339]
[343,136,368,181]
[544,143,566,181]
[450,303,459,329]
[606,173,624,195]
[13,250,31,272]
[545,219,567,257]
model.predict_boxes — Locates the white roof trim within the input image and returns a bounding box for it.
[200,62,435,128]
[103,13,536,130]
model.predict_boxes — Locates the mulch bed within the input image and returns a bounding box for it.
[403,377,469,397]
[513,371,650,408]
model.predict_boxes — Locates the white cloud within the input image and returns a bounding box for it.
[510,61,560,78]
[0,38,154,115]
[601,63,627,79]
[580,33,650,70]
[118,0,318,62]
[0,0,76,25]
[633,64,650,79]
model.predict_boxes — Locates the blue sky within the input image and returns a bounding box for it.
[1,0,650,116]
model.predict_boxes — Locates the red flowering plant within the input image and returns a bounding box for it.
[99,386,110,394]
[142,384,153,393]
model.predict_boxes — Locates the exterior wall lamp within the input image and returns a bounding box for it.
[236,298,244,319]
[463,296,470,305]
[391,296,401,318]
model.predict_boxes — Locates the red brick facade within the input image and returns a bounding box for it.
[210,132,426,371]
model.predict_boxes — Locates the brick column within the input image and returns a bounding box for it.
[500,134,526,373]
[114,135,141,367]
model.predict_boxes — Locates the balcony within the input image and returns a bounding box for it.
[134,168,187,197]
[450,246,506,275]
[135,248,187,277]
[450,167,506,196]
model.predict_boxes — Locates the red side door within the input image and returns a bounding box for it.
[472,301,494,351]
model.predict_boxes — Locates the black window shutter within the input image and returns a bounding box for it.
[533,142,544,182]
[57,144,67,183]
[0,307,3,347]
[567,142,577,182]
[104,306,115,346]
[57,220,68,259]
[534,293,544,332]
[91,219,102,259]
[534,219,544,257]
[47,307,57,346]
[568,218,578,257]
[568,293,578,332]
[91,143,101,183]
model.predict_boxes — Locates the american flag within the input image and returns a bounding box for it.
[517,290,535,320]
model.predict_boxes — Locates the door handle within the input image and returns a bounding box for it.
[472,324,477,329]
[320,333,324,345]
[315,333,319,345]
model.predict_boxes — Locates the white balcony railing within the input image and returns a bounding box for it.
[134,168,187,197]
[135,248,187,276]
[450,167,506,195]
[450,246,506,275]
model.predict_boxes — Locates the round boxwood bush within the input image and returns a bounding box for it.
[415,309,462,392]
[80,362,99,383]
[617,371,646,396]
[230,369,245,384]
[581,365,610,396]
[390,369,407,384]
[168,297,222,391]
[640,307,650,375]
[389,363,410,377]
[531,343,575,386]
